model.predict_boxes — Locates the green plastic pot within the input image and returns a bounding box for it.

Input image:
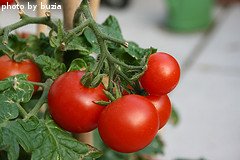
[165,0,214,32]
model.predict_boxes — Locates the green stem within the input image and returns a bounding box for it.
[24,79,53,120]
[102,34,128,48]
[115,67,138,91]
[17,103,28,118]
[13,52,36,62]
[0,14,57,43]
[107,62,115,91]
[25,81,46,88]
[64,19,91,43]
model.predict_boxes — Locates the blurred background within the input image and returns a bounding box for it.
[1,0,240,159]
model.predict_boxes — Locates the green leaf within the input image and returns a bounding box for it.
[100,15,123,40]
[93,131,164,160]
[0,34,26,55]
[68,58,87,71]
[30,117,101,160]
[83,28,100,53]
[0,74,34,103]
[137,135,164,155]
[49,29,59,48]
[0,116,102,160]
[82,15,123,54]
[35,55,66,79]
[169,106,180,126]
[64,36,91,55]
[25,33,54,57]
[0,95,19,123]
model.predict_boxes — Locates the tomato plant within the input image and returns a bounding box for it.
[140,52,181,95]
[48,71,108,133]
[98,94,159,153]
[0,55,41,91]
[0,0,180,159]
[147,95,172,129]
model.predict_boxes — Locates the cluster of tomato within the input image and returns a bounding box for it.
[0,51,180,153]
[48,52,180,153]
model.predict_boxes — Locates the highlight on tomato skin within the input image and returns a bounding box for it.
[48,71,108,133]
[146,94,172,129]
[98,94,159,153]
[0,55,42,91]
[140,52,180,96]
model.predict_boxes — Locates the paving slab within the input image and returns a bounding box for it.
[160,4,240,160]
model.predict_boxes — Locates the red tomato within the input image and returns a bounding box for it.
[48,71,108,133]
[0,55,41,91]
[140,52,180,95]
[0,0,14,6]
[98,94,159,153]
[147,95,172,129]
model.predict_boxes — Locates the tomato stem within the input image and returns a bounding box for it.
[24,79,53,120]
[0,13,58,44]
[17,103,28,118]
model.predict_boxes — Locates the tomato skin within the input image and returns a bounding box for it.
[0,55,41,91]
[140,52,180,95]
[146,95,172,129]
[98,94,159,153]
[48,71,108,133]
[0,0,14,6]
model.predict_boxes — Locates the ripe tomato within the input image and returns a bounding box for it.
[98,94,159,153]
[147,95,172,129]
[48,71,108,133]
[0,0,14,6]
[0,55,41,91]
[140,52,180,95]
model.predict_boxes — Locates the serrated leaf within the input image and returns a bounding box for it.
[0,80,12,91]
[100,15,123,40]
[30,117,101,160]
[35,55,66,79]
[25,33,54,56]
[68,58,87,71]
[83,28,100,53]
[0,95,19,123]
[64,36,91,55]
[83,15,123,54]
[0,74,34,103]
[123,42,150,60]
[49,29,59,48]
[0,116,102,160]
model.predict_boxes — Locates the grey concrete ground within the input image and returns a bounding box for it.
[1,0,240,159]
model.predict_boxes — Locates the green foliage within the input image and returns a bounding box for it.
[0,74,34,103]
[0,75,101,160]
[35,55,66,79]
[170,105,180,126]
[0,116,101,160]
[93,130,164,160]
